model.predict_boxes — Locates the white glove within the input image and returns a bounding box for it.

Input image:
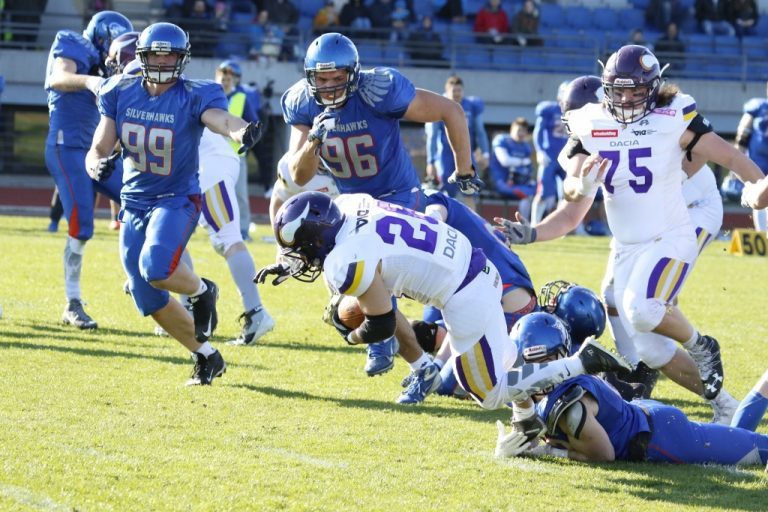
[741,181,762,209]
[494,420,532,458]
[564,155,607,198]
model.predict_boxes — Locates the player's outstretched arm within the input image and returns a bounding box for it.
[48,57,103,95]
[494,197,592,245]
[563,153,607,201]
[685,131,763,184]
[405,89,473,178]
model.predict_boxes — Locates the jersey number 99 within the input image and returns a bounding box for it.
[122,122,174,176]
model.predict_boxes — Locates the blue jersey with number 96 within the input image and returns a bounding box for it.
[98,75,228,209]
[281,67,420,198]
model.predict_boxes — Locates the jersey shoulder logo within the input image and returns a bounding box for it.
[358,70,392,107]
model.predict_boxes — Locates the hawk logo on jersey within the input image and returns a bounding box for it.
[358,71,392,107]
[592,129,618,137]
[278,202,311,246]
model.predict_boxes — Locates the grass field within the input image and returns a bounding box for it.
[1,214,766,511]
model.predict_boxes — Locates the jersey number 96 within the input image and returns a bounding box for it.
[322,135,379,179]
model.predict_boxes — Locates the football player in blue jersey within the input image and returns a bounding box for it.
[425,74,490,210]
[531,81,570,225]
[86,22,264,385]
[489,117,535,220]
[735,88,768,232]
[44,10,133,329]
[278,32,483,386]
[496,313,768,469]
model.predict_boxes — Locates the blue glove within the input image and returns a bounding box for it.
[447,168,485,194]
[308,109,339,145]
[92,152,120,182]
[237,121,264,154]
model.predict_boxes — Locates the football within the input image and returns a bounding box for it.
[337,295,364,329]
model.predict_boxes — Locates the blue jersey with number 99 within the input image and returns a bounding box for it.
[281,67,419,198]
[98,75,228,209]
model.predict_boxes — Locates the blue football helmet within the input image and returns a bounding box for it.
[304,33,360,107]
[217,59,242,78]
[136,22,190,84]
[601,45,663,124]
[512,312,572,363]
[560,75,603,135]
[105,31,139,76]
[273,191,345,282]
[720,172,745,203]
[84,11,133,63]
[538,280,606,347]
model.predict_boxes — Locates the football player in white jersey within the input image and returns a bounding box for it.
[265,191,630,413]
[514,47,761,406]
[495,59,760,422]
[268,152,339,225]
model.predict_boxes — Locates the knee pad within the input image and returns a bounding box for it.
[139,244,176,283]
[633,332,677,369]
[623,289,666,333]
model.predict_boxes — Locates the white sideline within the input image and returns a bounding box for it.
[0,483,71,511]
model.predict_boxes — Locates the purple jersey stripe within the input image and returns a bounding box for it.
[338,262,359,295]
[454,357,479,401]
[478,336,498,388]
[201,199,220,232]
[682,102,696,115]
[666,262,690,302]
[220,182,235,222]
[646,257,670,299]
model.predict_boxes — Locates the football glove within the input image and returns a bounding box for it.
[254,262,293,286]
[494,212,537,246]
[237,121,264,155]
[308,109,338,145]
[331,309,355,344]
[741,180,761,209]
[322,294,343,327]
[494,420,532,458]
[92,152,120,182]
[447,168,485,195]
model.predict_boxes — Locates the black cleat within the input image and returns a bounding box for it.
[623,361,659,399]
[511,414,547,443]
[603,372,646,401]
[688,334,724,400]
[577,338,631,375]
[62,299,98,329]
[189,278,219,343]
[186,350,226,386]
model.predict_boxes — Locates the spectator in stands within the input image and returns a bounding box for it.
[490,117,535,220]
[627,28,652,50]
[512,0,542,47]
[434,0,465,23]
[164,0,185,20]
[313,1,340,36]
[405,15,447,66]
[390,1,412,41]
[259,0,299,60]
[85,0,114,22]
[5,0,47,46]
[368,0,412,41]
[654,22,685,74]
[695,0,735,36]
[474,0,510,45]
[339,0,373,38]
[645,0,687,32]
[178,0,219,57]
[726,0,758,38]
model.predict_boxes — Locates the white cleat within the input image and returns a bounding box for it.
[710,389,739,425]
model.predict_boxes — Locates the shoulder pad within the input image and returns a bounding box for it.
[744,98,766,116]
[546,384,586,434]
[183,78,219,91]
[358,68,396,108]
[281,80,314,125]
[100,74,138,95]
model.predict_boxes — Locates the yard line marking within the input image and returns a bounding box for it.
[0,483,71,511]
[258,447,349,469]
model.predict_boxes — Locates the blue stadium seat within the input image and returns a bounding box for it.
[746,61,768,81]
[593,7,619,31]
[382,43,404,63]
[539,3,565,29]
[629,0,650,9]
[214,33,249,59]
[519,52,545,71]
[742,36,766,59]
[357,43,383,65]
[297,15,314,36]
[685,33,714,54]
[455,48,493,69]
[756,17,768,38]
[618,9,646,32]
[714,35,741,56]
[299,0,324,17]
[565,6,592,30]
[463,0,486,16]
[412,0,433,18]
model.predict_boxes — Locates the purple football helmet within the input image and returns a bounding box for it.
[274,191,345,282]
[602,45,662,124]
[560,75,603,134]
[105,31,139,76]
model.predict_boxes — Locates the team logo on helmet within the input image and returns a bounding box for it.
[278,203,311,247]
[640,53,658,71]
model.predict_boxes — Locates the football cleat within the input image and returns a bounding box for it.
[603,372,646,401]
[710,389,738,425]
[396,363,442,405]
[62,299,98,329]
[47,220,59,233]
[576,337,631,375]
[365,336,398,376]
[511,414,547,443]
[189,278,219,343]
[687,334,724,400]
[623,361,659,399]
[185,350,226,386]
[227,307,275,346]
